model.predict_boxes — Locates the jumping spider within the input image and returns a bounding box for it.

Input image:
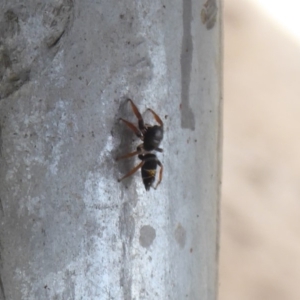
[116,99,164,190]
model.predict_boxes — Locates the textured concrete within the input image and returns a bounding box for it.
[0,0,221,299]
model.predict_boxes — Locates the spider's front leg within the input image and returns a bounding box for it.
[119,118,143,139]
[127,99,146,131]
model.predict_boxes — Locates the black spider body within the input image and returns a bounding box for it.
[116,99,164,190]
[143,125,164,152]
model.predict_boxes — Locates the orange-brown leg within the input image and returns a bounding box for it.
[116,144,143,161]
[146,108,164,127]
[116,151,139,161]
[118,161,144,182]
[119,118,143,138]
[154,161,163,189]
[127,99,145,129]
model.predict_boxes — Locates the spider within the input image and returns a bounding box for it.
[116,99,164,190]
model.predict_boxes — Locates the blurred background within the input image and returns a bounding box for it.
[220,0,300,299]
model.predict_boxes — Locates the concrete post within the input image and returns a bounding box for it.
[0,0,221,299]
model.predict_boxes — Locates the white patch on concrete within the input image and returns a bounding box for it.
[19,16,49,65]
[65,134,124,298]
[98,135,114,163]
[47,100,72,175]
[49,139,64,175]
[48,50,67,87]
[128,2,170,299]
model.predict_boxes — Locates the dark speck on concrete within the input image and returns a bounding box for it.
[174,223,186,248]
[139,225,156,248]
[180,0,195,130]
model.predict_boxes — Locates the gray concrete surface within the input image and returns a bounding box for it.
[0,0,221,299]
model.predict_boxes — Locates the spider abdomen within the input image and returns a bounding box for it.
[139,154,158,191]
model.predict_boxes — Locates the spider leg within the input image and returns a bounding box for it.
[146,108,164,127]
[116,144,144,161]
[118,161,144,182]
[119,118,143,139]
[127,99,145,130]
[153,160,163,189]
[116,151,139,161]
